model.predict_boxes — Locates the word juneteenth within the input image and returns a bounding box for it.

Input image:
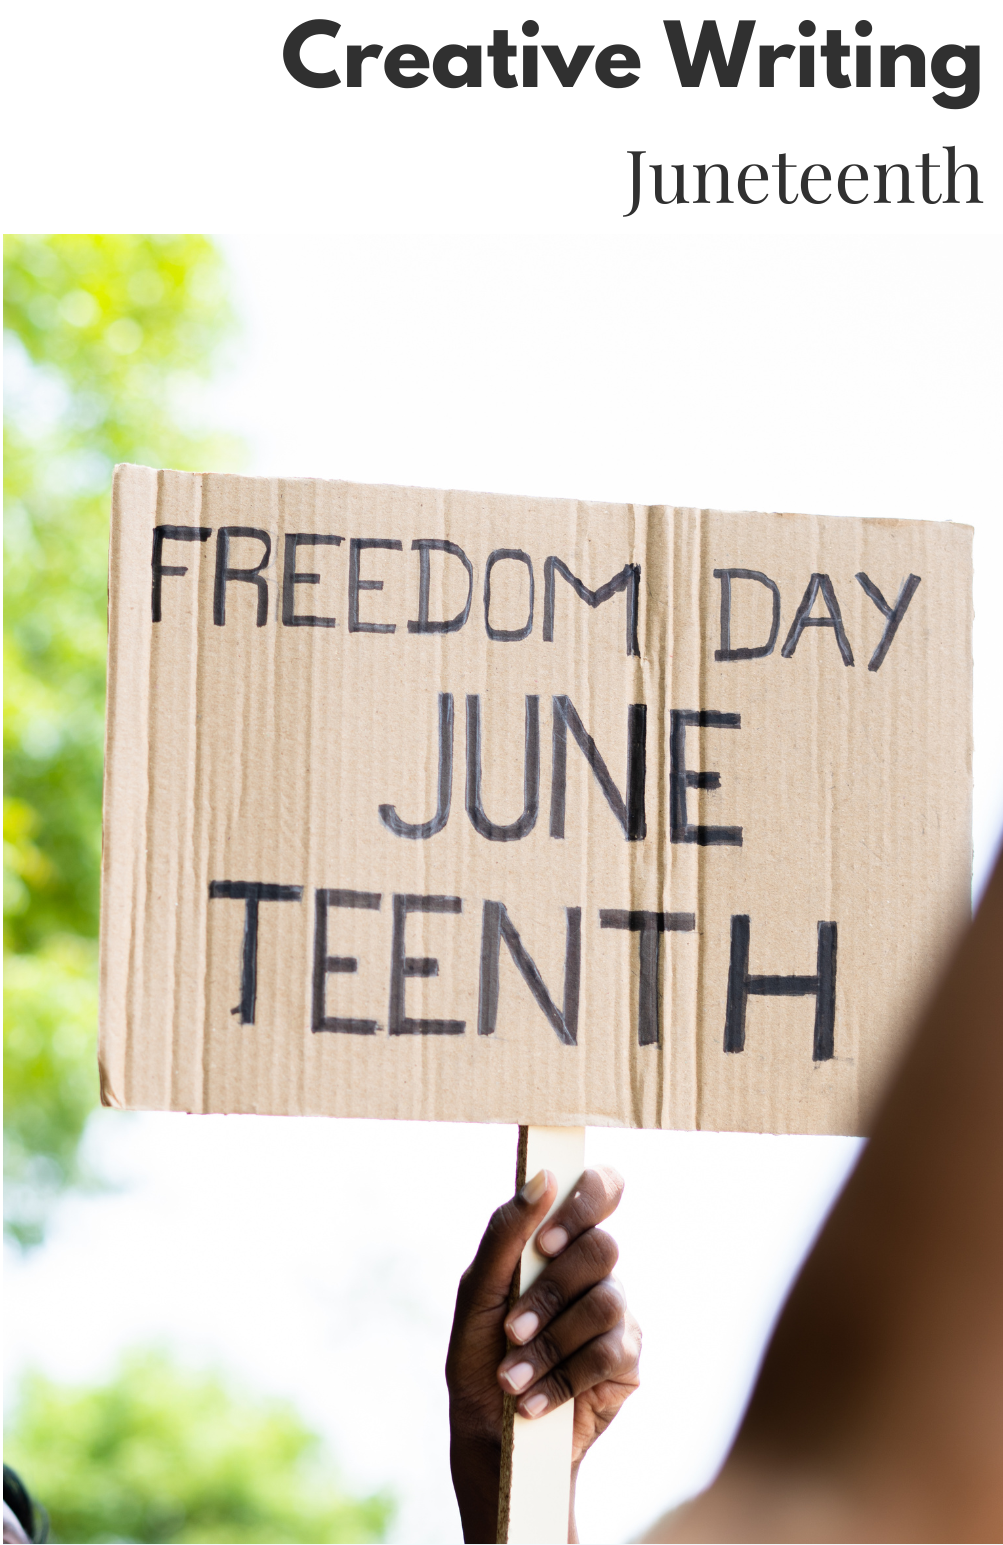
[625,147,980,215]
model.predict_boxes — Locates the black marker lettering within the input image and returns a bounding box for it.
[388,893,465,1034]
[478,901,580,1044]
[152,525,211,622]
[484,549,534,641]
[408,539,473,634]
[713,567,781,660]
[550,696,646,841]
[379,693,453,838]
[669,710,742,845]
[599,910,695,1046]
[724,915,837,1061]
[312,889,381,1033]
[213,527,271,627]
[855,572,921,671]
[543,557,640,657]
[466,695,540,841]
[282,533,342,627]
[348,537,402,633]
[781,573,854,665]
[208,880,303,1025]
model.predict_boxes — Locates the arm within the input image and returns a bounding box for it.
[649,851,1003,1542]
[447,1165,641,1543]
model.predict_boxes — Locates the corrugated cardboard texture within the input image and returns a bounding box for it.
[99,467,972,1133]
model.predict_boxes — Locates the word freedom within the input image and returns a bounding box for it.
[625,147,981,214]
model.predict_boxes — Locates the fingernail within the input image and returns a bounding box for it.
[538,1225,568,1255]
[508,1310,539,1344]
[522,1393,549,1418]
[520,1169,549,1205]
[503,1361,535,1393]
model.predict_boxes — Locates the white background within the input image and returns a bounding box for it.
[3,3,999,233]
[4,4,1002,1543]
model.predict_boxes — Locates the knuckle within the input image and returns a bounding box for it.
[592,1332,621,1382]
[581,1227,619,1275]
[597,1229,620,1270]
[530,1276,567,1324]
[592,1278,625,1328]
[545,1364,575,1407]
[532,1325,564,1371]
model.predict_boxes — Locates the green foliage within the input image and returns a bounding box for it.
[3,940,98,1246]
[3,243,392,1545]
[4,234,240,950]
[4,236,243,1242]
[4,1350,393,1544]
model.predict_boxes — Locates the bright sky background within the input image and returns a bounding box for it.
[6,232,1000,1545]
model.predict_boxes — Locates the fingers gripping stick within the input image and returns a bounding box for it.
[499,1125,586,1545]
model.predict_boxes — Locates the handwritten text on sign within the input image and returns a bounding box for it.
[99,470,971,1134]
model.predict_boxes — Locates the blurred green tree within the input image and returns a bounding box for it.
[4,236,243,1244]
[5,1350,393,1543]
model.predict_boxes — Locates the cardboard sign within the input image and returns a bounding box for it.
[99,466,972,1134]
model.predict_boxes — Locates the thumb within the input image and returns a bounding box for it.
[463,1168,557,1307]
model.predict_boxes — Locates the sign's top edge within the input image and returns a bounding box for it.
[112,465,974,534]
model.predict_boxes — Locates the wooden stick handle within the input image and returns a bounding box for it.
[497,1125,587,1545]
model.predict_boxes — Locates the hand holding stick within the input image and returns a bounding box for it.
[447,1163,641,1543]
